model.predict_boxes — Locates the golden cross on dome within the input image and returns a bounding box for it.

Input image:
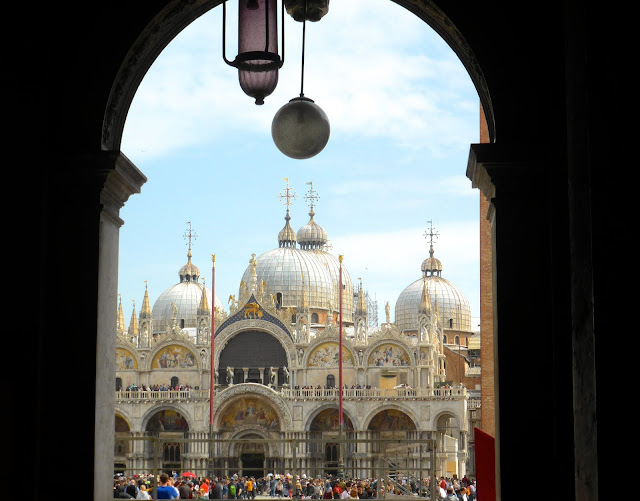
[184,221,197,250]
[304,181,320,211]
[279,178,298,207]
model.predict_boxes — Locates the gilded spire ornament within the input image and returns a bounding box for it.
[117,294,126,334]
[140,281,152,316]
[128,300,139,338]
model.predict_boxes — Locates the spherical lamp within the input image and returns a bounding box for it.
[272,96,330,159]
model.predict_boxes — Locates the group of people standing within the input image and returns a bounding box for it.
[114,472,476,500]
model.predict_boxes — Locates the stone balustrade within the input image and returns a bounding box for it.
[115,385,467,403]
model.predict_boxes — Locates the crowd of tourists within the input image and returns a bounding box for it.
[113,471,476,500]
[117,384,196,392]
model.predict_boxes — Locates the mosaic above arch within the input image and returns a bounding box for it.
[368,343,410,367]
[116,348,137,370]
[219,396,280,431]
[309,408,354,431]
[368,409,416,431]
[308,342,354,367]
[146,409,190,432]
[152,344,198,369]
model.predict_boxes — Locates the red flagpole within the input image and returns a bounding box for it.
[210,254,216,428]
[338,255,343,428]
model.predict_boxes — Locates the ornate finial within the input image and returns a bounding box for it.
[212,254,216,265]
[184,221,198,251]
[424,220,439,257]
[304,181,319,216]
[339,255,343,263]
[279,178,298,209]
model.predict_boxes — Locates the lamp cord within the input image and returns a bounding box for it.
[300,0,307,97]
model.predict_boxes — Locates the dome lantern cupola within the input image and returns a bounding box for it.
[278,209,298,248]
[180,222,200,282]
[421,244,442,277]
[297,182,328,250]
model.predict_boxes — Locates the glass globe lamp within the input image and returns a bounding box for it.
[271,96,330,159]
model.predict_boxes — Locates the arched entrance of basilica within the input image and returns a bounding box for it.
[236,433,266,478]
[144,409,190,474]
[309,408,355,476]
[214,394,284,478]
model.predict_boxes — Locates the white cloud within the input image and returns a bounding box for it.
[122,0,478,160]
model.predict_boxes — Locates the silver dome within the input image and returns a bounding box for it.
[395,275,471,332]
[310,249,354,320]
[152,282,224,334]
[241,247,336,311]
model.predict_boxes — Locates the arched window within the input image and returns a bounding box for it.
[276,292,283,307]
[443,335,448,344]
[326,374,335,388]
[171,376,179,389]
[116,377,122,391]
[311,313,319,323]
[455,336,460,345]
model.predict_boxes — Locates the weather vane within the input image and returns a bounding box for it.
[184,221,197,250]
[304,181,320,211]
[424,220,439,250]
[279,178,298,208]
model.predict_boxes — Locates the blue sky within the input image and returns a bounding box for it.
[119,0,481,328]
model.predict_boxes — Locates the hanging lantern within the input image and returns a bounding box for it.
[272,96,330,159]
[271,0,330,159]
[223,0,284,105]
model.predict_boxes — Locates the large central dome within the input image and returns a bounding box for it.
[242,246,337,310]
[241,209,338,311]
[240,183,354,320]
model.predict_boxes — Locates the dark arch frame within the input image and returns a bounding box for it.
[20,1,613,499]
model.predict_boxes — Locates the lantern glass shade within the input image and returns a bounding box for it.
[237,0,280,104]
[271,96,330,159]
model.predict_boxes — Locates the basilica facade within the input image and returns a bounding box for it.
[114,188,477,482]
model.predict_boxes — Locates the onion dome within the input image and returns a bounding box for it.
[278,209,297,248]
[179,248,201,282]
[395,245,471,332]
[421,246,443,276]
[297,208,328,250]
[152,250,224,334]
